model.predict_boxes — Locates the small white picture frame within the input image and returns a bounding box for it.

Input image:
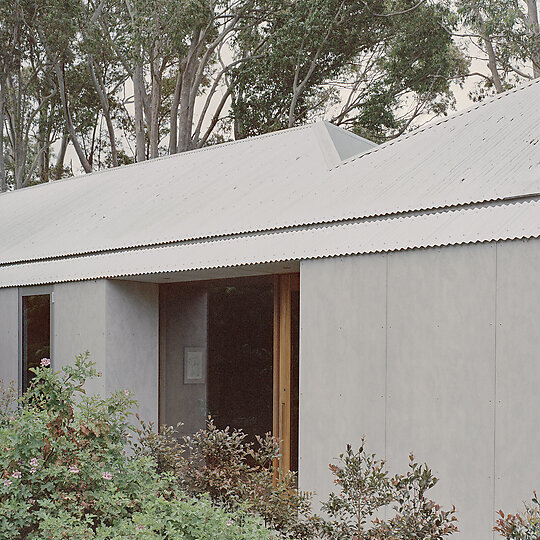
[183,347,206,384]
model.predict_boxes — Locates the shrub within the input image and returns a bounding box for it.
[320,440,458,539]
[135,418,320,539]
[0,354,271,540]
[494,493,540,540]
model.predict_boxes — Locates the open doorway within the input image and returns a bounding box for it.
[159,274,299,473]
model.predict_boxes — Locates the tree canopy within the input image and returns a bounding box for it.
[0,0,536,191]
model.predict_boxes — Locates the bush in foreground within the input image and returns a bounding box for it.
[0,354,270,539]
[0,353,460,539]
[495,493,540,540]
[135,418,319,539]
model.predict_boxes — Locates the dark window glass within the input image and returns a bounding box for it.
[207,282,274,443]
[22,294,50,392]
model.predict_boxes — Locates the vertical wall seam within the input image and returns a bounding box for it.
[493,242,498,540]
[384,253,389,461]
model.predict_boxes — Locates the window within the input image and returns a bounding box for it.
[20,293,51,393]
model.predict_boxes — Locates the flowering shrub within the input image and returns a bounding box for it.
[494,493,540,539]
[135,418,320,539]
[0,354,271,539]
[320,440,458,539]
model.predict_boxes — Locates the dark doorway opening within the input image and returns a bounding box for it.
[159,273,299,473]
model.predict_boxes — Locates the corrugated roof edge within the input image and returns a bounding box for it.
[0,122,321,199]
[333,77,540,170]
[2,190,539,268]
[2,199,539,288]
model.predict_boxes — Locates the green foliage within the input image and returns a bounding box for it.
[320,440,458,539]
[135,417,320,539]
[0,354,271,539]
[455,0,540,96]
[231,0,467,141]
[494,493,540,540]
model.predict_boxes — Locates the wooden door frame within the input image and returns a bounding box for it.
[273,273,299,474]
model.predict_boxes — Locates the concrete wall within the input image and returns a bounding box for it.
[0,288,19,385]
[299,239,540,539]
[54,280,108,396]
[105,280,159,426]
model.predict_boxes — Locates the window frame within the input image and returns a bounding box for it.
[18,285,54,394]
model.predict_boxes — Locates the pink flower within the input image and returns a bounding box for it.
[29,458,39,468]
[3,479,11,487]
[135,524,145,531]
[30,467,37,474]
[102,472,113,480]
[226,520,233,526]
[124,390,130,396]
[69,465,79,474]
[11,471,21,479]
[40,358,51,367]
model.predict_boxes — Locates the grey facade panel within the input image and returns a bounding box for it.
[0,288,18,385]
[53,280,108,397]
[105,280,159,426]
[299,254,387,506]
[385,244,496,538]
[495,240,540,517]
[54,280,159,424]
[299,239,540,539]
[159,284,208,435]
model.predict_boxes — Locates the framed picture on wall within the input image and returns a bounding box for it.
[183,347,206,384]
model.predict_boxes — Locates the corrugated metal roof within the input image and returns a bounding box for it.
[0,121,374,265]
[0,78,539,287]
[1,196,539,287]
[312,80,540,222]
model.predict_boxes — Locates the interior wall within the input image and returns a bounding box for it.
[299,239,540,539]
[0,288,19,386]
[159,283,208,436]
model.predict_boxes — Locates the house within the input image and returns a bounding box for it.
[1,79,539,538]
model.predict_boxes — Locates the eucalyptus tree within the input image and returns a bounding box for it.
[0,0,63,190]
[455,0,540,94]
[231,0,467,142]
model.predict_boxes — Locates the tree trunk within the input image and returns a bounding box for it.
[54,62,93,172]
[169,67,182,154]
[133,63,147,162]
[178,67,196,152]
[54,131,69,180]
[0,79,6,192]
[178,32,201,152]
[525,0,540,78]
[149,54,162,159]
[88,56,118,167]
[480,22,504,93]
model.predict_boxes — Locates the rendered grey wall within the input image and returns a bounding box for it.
[105,280,159,426]
[54,280,108,396]
[299,239,540,539]
[54,279,159,424]
[0,288,18,385]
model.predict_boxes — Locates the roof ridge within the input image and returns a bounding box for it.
[334,77,540,170]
